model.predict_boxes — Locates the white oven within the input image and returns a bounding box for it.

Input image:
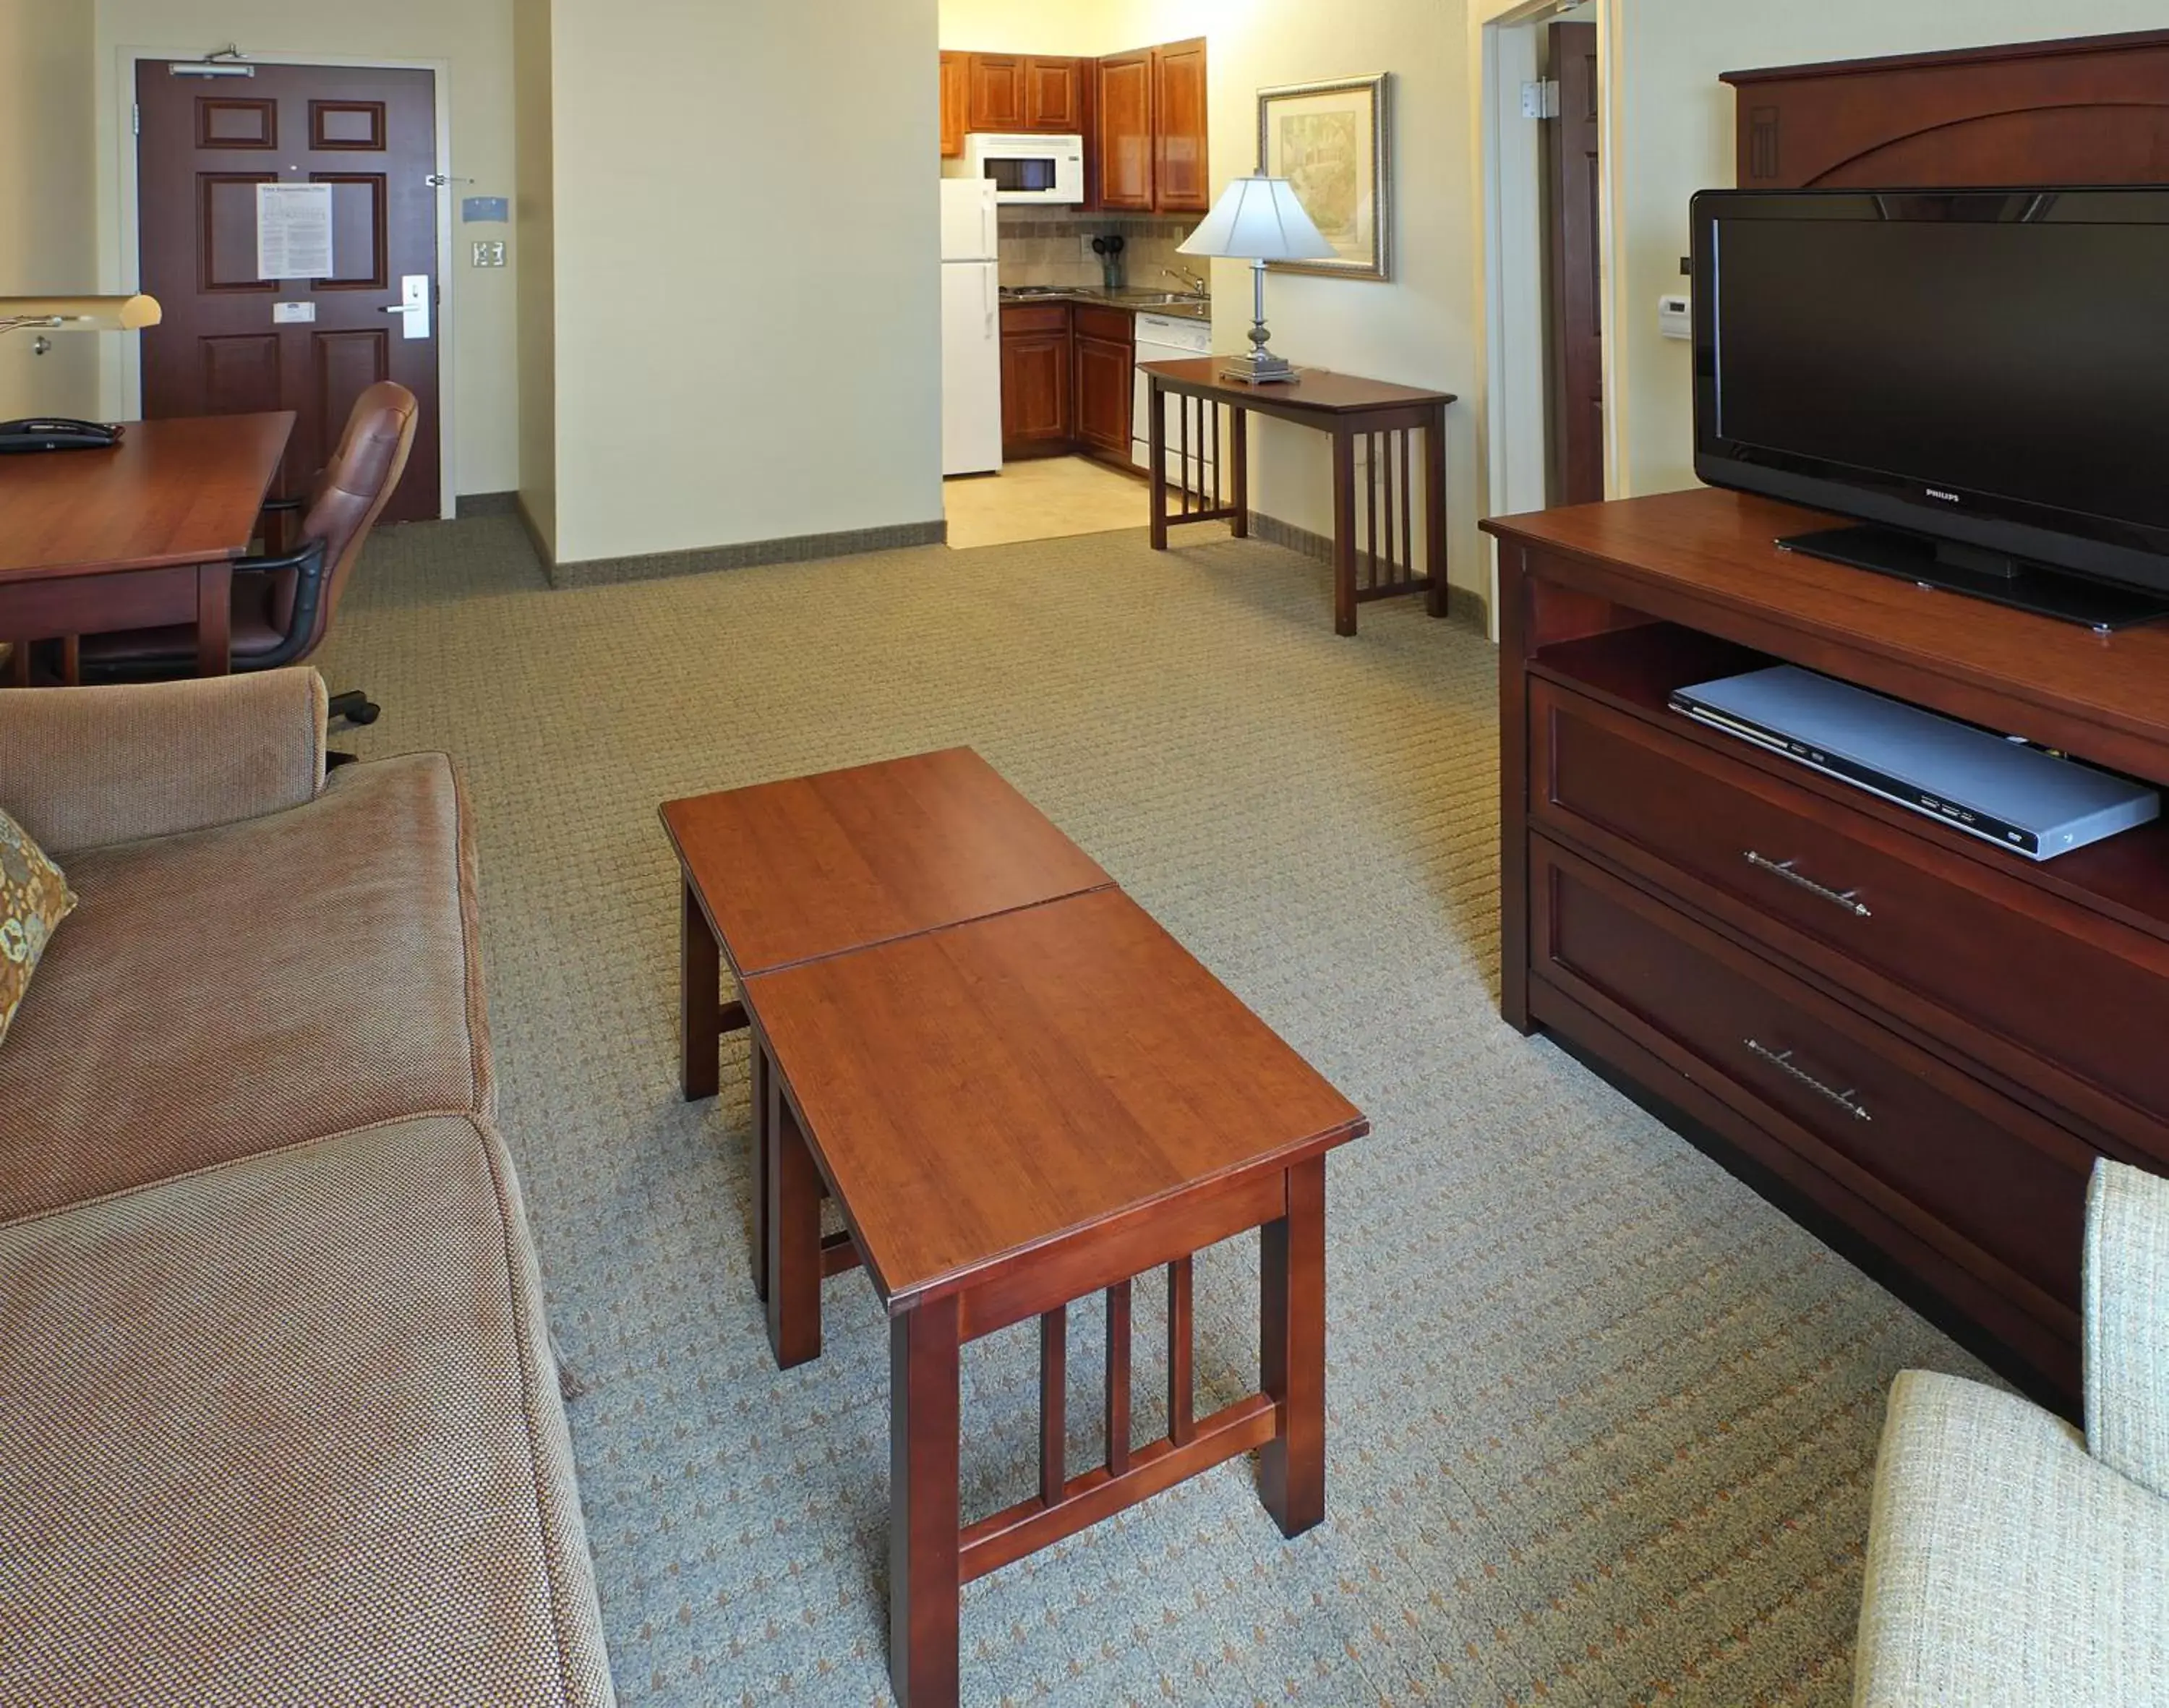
[959,132,1084,205]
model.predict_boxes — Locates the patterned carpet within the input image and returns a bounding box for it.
[320,515,1990,1707]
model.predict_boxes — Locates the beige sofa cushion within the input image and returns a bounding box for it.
[0,1114,613,1707]
[0,752,491,1221]
[1854,1367,2169,1707]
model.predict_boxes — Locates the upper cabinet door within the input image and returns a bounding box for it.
[1024,57,1082,131]
[940,52,969,158]
[968,54,1027,132]
[1151,38,1209,213]
[1096,51,1155,210]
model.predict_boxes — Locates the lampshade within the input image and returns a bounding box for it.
[1177,177,1335,263]
[0,294,163,335]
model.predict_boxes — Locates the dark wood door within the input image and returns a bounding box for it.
[968,55,1027,131]
[940,53,968,158]
[1150,40,1210,213]
[135,59,440,524]
[1544,20,1603,507]
[1001,330,1071,456]
[1024,58,1081,132]
[1074,334,1131,455]
[1097,51,1154,211]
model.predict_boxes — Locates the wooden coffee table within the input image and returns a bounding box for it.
[661,749,1113,1294]
[743,889,1367,1707]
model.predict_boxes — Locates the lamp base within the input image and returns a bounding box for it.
[1217,349,1299,385]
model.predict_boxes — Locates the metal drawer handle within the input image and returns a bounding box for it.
[1744,1038,1872,1122]
[1744,851,1871,918]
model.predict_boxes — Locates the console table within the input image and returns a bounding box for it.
[1484,487,2169,1411]
[1141,358,1455,636]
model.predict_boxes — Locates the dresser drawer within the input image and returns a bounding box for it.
[1531,680,2169,1136]
[1531,836,2095,1316]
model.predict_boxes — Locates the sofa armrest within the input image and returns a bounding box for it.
[2085,1156,2169,1500]
[0,669,327,856]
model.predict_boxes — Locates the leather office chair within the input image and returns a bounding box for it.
[78,381,419,726]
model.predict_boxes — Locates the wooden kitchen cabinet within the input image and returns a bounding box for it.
[1151,39,1210,212]
[1095,50,1155,210]
[940,52,969,158]
[1000,304,1072,458]
[1072,306,1134,460]
[968,54,1027,131]
[1024,57,1083,130]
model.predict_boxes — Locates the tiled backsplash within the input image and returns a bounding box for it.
[997,210,1202,292]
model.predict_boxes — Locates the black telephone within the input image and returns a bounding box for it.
[0,418,124,454]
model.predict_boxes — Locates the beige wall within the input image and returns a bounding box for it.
[511,0,555,552]
[1613,0,2169,498]
[0,0,100,419]
[92,0,521,499]
[1108,0,1484,598]
[939,0,1118,56]
[543,0,941,568]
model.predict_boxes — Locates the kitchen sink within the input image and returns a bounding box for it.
[1105,290,1210,306]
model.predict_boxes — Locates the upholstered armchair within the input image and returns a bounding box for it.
[1853,1156,2169,1704]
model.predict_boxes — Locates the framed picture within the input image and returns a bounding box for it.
[1257,73,1392,281]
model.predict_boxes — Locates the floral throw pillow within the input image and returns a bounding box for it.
[0,808,74,1048]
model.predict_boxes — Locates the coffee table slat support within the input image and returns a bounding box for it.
[1040,1308,1066,1508]
[961,1393,1275,1585]
[1105,1279,1132,1477]
[1168,1257,1194,1447]
[821,1231,861,1278]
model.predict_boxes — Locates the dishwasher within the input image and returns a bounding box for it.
[1131,312,1223,499]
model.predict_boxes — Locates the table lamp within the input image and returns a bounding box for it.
[0,295,162,338]
[1176,177,1335,384]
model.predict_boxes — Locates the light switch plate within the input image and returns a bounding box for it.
[471,239,506,268]
[1658,293,1692,341]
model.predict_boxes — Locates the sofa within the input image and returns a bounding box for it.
[1853,1156,2168,1705]
[0,669,614,1706]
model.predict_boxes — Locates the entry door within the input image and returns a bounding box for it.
[135,60,442,523]
[1543,20,1603,506]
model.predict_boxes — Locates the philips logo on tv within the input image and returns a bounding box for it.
[1924,488,1963,504]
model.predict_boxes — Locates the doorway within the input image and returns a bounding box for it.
[133,58,442,523]
[1476,0,1619,621]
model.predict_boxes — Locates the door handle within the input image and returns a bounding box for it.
[378,304,419,313]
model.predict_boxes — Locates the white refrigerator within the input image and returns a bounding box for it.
[939,177,1002,477]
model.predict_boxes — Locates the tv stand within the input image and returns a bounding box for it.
[1776,521,2169,632]
[1484,485,2169,1414]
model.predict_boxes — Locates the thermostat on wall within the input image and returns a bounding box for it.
[1658,294,1692,341]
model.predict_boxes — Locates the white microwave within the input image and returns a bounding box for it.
[961,132,1084,205]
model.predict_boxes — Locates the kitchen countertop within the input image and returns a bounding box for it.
[998,286,1210,325]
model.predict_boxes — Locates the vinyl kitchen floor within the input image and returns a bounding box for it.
[944,454,1150,549]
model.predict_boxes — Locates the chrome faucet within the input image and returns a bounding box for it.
[1160,265,1210,297]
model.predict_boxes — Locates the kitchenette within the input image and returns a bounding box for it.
[937,37,1222,545]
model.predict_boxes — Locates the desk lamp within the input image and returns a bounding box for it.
[1176,177,1334,383]
[0,296,162,348]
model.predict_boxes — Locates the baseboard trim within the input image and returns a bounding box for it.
[1247,509,1487,629]
[547,518,947,589]
[455,490,521,518]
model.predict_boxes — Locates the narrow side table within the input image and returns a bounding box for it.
[1142,356,1457,636]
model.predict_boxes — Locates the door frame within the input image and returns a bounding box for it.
[108,46,458,521]
[1469,0,1625,637]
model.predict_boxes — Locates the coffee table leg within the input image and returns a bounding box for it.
[1260,1154,1326,1537]
[890,1294,961,1708]
[680,880,720,1101]
[764,1075,822,1369]
[749,1038,771,1302]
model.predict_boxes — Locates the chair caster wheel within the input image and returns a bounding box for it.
[348,702,380,726]
[328,689,380,727]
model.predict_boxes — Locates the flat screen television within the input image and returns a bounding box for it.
[1690,187,2169,629]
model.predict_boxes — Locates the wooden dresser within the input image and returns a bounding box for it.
[1484,488,2169,1409]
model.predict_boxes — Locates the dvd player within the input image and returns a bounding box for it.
[1669,666,2159,861]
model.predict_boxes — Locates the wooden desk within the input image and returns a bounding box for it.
[1142,358,1456,636]
[0,412,294,684]
[660,748,1114,1296]
[745,888,1366,1707]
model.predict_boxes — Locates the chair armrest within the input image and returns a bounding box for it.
[2085,1156,2169,1499]
[0,668,327,856]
